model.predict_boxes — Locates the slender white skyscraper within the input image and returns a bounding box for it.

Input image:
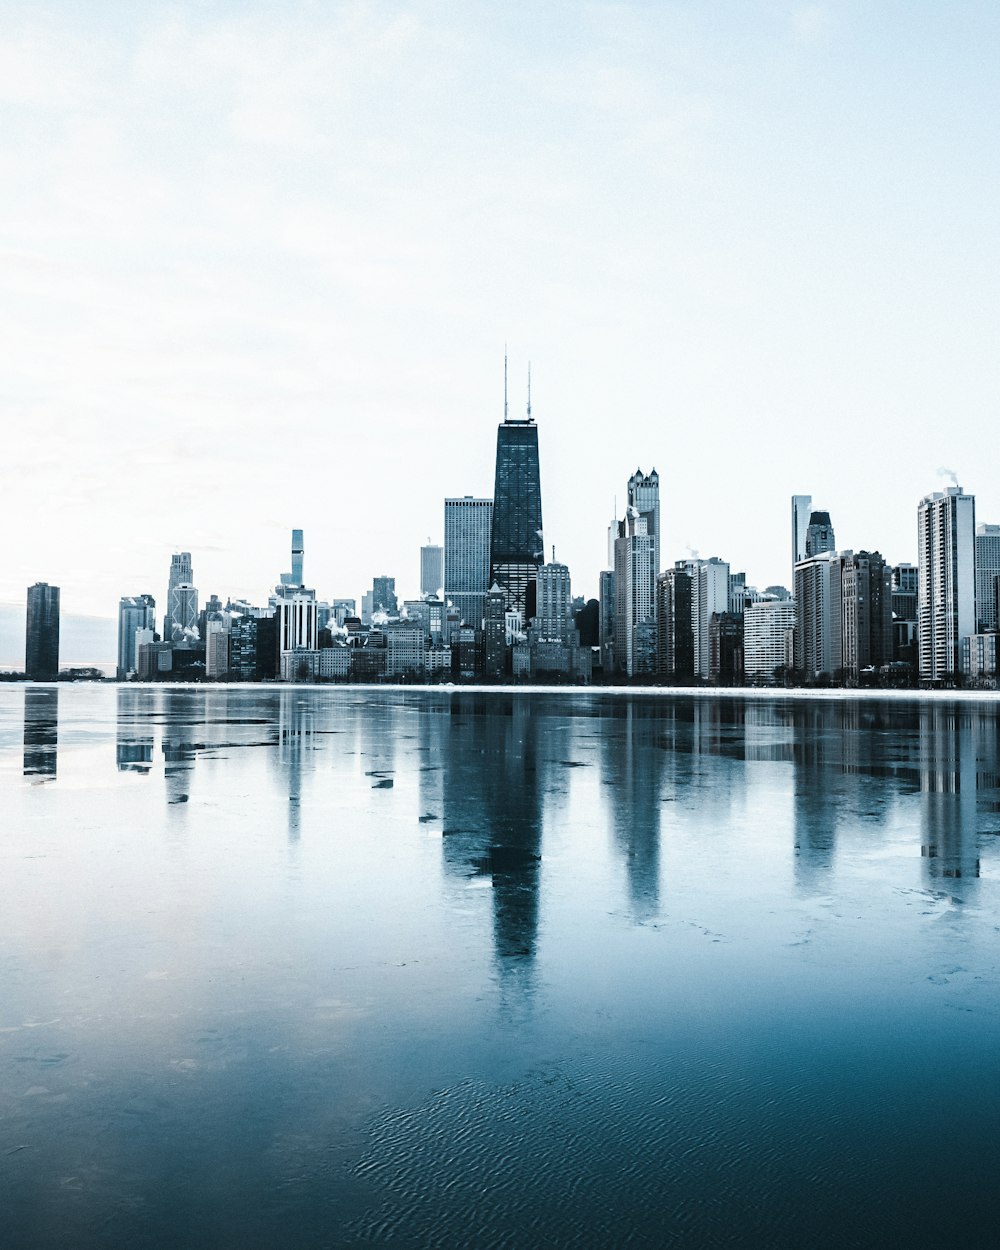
[918,486,976,680]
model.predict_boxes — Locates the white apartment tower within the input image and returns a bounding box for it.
[918,487,976,680]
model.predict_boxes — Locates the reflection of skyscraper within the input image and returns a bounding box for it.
[25,583,60,681]
[445,497,493,628]
[117,594,157,680]
[116,687,154,771]
[23,687,58,779]
[920,705,980,884]
[436,694,543,975]
[600,699,663,921]
[490,402,543,623]
[161,689,198,807]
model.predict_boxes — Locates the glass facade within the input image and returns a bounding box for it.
[490,420,543,620]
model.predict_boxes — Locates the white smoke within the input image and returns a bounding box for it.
[372,610,389,626]
[937,466,960,487]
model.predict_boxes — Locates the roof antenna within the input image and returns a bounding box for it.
[527,362,532,418]
[504,345,508,421]
[551,544,555,563]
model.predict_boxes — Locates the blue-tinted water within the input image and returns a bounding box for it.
[3,686,1000,1248]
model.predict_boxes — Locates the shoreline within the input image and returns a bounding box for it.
[6,681,1000,703]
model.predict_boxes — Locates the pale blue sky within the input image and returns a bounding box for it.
[2,1,998,652]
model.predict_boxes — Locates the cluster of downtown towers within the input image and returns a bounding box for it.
[21,406,1000,687]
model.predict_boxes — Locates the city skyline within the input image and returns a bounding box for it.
[3,3,999,633]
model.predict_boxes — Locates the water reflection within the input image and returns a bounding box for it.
[435,695,543,979]
[600,701,662,921]
[919,705,985,885]
[23,686,58,779]
[116,686,153,772]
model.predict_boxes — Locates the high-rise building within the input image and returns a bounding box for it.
[165,552,193,638]
[689,557,730,679]
[599,570,615,672]
[25,583,60,680]
[371,576,398,616]
[709,613,743,685]
[280,529,305,587]
[613,509,655,676]
[805,511,835,557]
[840,551,893,676]
[277,594,319,655]
[791,495,812,570]
[627,468,660,585]
[169,584,200,642]
[117,594,156,680]
[420,542,444,598]
[535,562,572,644]
[483,583,507,678]
[794,551,838,678]
[445,496,493,628]
[975,523,1000,632]
[918,486,976,681]
[744,598,797,682]
[655,565,694,681]
[892,564,918,621]
[490,400,543,623]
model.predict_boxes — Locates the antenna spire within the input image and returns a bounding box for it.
[503,345,508,421]
[527,362,532,418]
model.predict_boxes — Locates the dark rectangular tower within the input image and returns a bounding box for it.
[490,407,543,622]
[26,583,60,680]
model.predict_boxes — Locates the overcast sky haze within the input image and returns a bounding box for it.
[2,0,999,662]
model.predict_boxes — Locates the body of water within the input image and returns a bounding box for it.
[3,685,1000,1248]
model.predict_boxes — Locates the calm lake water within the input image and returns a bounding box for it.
[3,685,1000,1248]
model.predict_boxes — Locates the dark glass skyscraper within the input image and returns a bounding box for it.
[25,582,60,680]
[490,413,543,621]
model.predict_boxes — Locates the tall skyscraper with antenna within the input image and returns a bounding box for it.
[490,358,543,622]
